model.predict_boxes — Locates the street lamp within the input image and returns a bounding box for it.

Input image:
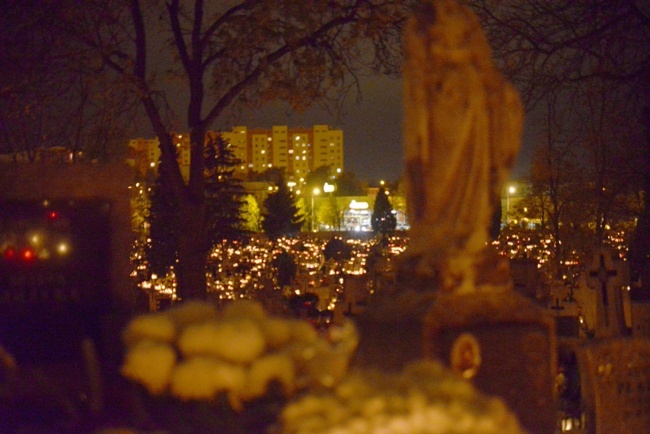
[311,187,320,232]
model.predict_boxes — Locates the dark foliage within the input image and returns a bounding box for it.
[323,237,352,261]
[334,171,364,196]
[261,179,304,239]
[272,249,297,287]
[371,187,396,234]
[204,134,247,244]
[146,160,179,277]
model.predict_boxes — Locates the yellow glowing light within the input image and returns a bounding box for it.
[30,233,42,246]
[57,242,70,255]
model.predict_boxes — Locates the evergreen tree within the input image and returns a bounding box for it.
[262,178,304,239]
[241,194,261,233]
[204,133,247,244]
[146,159,179,277]
[371,187,396,234]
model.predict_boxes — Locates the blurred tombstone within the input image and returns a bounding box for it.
[510,257,541,300]
[0,162,134,365]
[551,295,581,339]
[576,338,650,433]
[334,274,369,324]
[546,281,583,338]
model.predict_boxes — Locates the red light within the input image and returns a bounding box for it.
[48,211,58,220]
[20,248,35,261]
[3,248,15,260]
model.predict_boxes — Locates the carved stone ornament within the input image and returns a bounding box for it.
[450,332,482,379]
[401,0,524,293]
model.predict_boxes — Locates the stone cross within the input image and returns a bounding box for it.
[551,297,565,317]
[587,247,625,338]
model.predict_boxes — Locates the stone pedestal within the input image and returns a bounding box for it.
[353,289,436,371]
[424,291,556,434]
[354,288,557,434]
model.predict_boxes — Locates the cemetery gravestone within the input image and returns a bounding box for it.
[550,285,582,338]
[577,338,650,433]
[511,257,541,300]
[630,288,650,337]
[0,163,134,364]
[0,199,110,363]
[334,275,369,323]
[586,247,626,338]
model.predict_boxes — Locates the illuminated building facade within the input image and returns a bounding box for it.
[221,125,344,179]
[128,135,191,181]
[129,125,343,181]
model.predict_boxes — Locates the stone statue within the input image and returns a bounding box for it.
[401,0,523,292]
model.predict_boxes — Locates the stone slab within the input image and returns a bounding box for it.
[577,338,650,434]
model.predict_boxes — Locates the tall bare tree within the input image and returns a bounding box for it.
[0,1,136,161]
[56,0,410,300]
[527,98,585,278]
[470,0,650,275]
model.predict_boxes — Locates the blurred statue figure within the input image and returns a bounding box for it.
[402,0,523,292]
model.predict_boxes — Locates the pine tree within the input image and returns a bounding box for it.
[146,159,179,277]
[204,133,247,244]
[241,194,261,233]
[146,134,246,277]
[262,178,304,239]
[371,187,396,234]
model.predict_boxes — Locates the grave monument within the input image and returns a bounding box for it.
[0,162,134,427]
[586,247,626,338]
[354,1,556,432]
[562,246,650,433]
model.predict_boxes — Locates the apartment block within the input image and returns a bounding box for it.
[221,124,344,179]
[128,134,191,181]
[129,125,343,181]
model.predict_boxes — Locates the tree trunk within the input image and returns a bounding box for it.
[175,199,208,300]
